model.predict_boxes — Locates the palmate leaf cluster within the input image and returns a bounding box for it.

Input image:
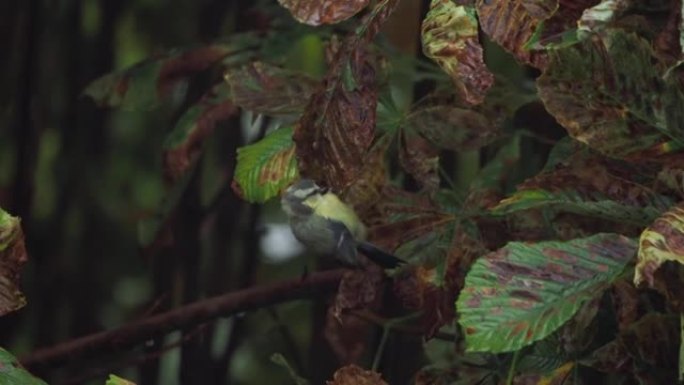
[4,0,684,384]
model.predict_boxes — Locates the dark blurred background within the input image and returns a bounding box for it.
[0,1,438,384]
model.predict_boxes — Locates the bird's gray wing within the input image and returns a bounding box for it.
[328,220,361,267]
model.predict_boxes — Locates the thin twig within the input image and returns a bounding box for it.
[22,269,346,369]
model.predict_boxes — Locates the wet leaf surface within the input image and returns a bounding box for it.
[421,1,494,105]
[457,233,636,352]
[233,127,298,203]
[278,0,371,26]
[0,208,28,317]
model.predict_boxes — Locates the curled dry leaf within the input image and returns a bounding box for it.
[0,208,28,317]
[326,364,388,385]
[278,0,371,26]
[398,127,440,192]
[634,201,684,288]
[421,1,494,105]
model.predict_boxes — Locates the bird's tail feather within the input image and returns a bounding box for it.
[356,242,405,268]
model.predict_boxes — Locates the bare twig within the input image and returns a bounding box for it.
[22,269,346,369]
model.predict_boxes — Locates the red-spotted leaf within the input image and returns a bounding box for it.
[537,30,684,160]
[477,0,596,68]
[294,0,399,190]
[0,208,28,317]
[405,105,500,152]
[0,348,47,385]
[421,1,493,105]
[492,154,674,226]
[84,45,234,110]
[457,233,637,352]
[634,202,684,287]
[233,127,298,203]
[163,82,237,181]
[278,0,370,26]
[224,62,317,117]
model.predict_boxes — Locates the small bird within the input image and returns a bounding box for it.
[281,179,405,268]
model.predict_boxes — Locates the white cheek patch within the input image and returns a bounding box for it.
[291,187,318,199]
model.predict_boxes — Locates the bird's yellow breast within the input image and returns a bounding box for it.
[305,192,367,240]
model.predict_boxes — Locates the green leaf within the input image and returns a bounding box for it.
[84,45,234,110]
[0,208,27,316]
[105,374,135,385]
[491,154,673,226]
[634,202,684,287]
[457,233,637,352]
[224,62,317,117]
[234,127,298,203]
[421,1,493,105]
[0,348,48,385]
[277,0,370,26]
[537,29,684,160]
[163,82,237,181]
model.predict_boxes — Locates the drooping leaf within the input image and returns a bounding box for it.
[537,29,684,160]
[106,374,136,385]
[405,105,500,152]
[278,0,371,26]
[84,45,235,110]
[0,348,47,385]
[0,208,28,317]
[492,154,673,226]
[513,361,574,385]
[326,364,388,385]
[341,135,391,214]
[163,82,237,181]
[421,1,494,105]
[233,127,298,203]
[294,0,399,190]
[224,62,317,117]
[634,202,684,287]
[457,233,637,352]
[476,0,596,68]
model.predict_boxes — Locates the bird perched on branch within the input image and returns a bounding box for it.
[281,179,405,268]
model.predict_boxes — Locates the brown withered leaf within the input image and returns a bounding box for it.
[342,135,391,217]
[163,82,237,181]
[611,278,641,332]
[294,0,400,191]
[326,268,384,363]
[0,209,28,316]
[477,0,597,69]
[398,127,440,191]
[326,364,388,385]
[224,62,317,117]
[279,0,370,26]
[406,105,500,152]
[421,1,494,105]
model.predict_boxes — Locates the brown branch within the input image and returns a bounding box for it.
[21,269,346,369]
